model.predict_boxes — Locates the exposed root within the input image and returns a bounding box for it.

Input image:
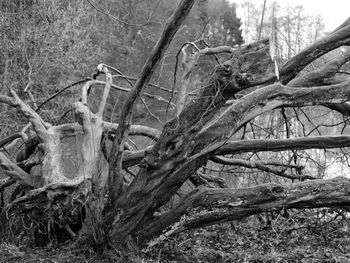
[2,184,87,245]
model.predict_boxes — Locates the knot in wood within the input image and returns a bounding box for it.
[216,62,232,78]
[271,185,285,195]
[139,150,160,169]
[235,72,253,86]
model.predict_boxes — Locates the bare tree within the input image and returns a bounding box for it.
[1,0,350,253]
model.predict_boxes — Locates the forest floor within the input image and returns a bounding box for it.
[1,210,350,263]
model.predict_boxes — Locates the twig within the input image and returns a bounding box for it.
[85,0,150,27]
[36,78,89,111]
[112,75,176,93]
[141,97,164,126]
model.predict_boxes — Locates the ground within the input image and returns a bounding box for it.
[1,210,349,263]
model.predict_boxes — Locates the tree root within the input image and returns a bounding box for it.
[2,184,87,245]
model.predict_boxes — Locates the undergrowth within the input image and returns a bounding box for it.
[1,209,350,263]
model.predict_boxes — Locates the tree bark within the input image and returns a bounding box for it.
[138,176,350,242]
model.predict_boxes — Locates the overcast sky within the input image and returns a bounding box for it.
[231,0,350,31]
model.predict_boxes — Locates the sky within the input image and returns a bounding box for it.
[230,0,350,31]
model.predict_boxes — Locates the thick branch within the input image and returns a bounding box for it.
[279,24,350,84]
[198,80,350,152]
[216,135,350,155]
[199,46,235,55]
[288,50,350,87]
[72,102,103,181]
[117,135,350,169]
[70,65,111,183]
[139,176,350,242]
[0,92,49,140]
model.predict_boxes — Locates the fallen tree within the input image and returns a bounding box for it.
[1,0,350,253]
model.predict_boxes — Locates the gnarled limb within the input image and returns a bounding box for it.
[0,93,47,138]
[216,135,350,155]
[6,90,50,138]
[73,64,112,182]
[0,90,68,185]
[138,176,350,243]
